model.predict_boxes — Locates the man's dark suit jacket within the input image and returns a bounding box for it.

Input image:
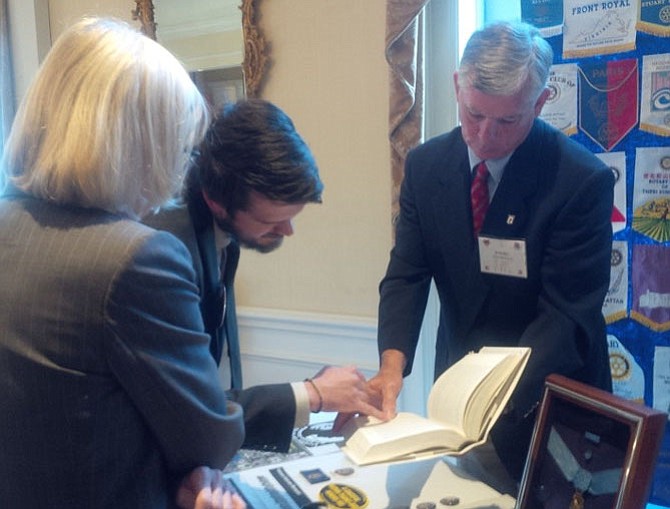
[378,119,614,479]
[145,191,297,451]
[0,192,244,508]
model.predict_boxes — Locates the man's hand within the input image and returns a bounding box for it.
[367,372,402,421]
[176,466,246,509]
[305,365,385,422]
[367,349,405,419]
[331,350,406,432]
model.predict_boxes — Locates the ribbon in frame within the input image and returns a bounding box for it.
[547,426,622,504]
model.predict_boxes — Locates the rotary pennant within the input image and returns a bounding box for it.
[563,0,637,58]
[603,240,628,323]
[640,53,670,137]
[521,0,564,37]
[541,63,579,135]
[638,0,670,36]
[632,244,670,332]
[595,151,627,233]
[632,146,670,242]
[579,58,638,151]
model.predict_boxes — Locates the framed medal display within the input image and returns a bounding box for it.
[516,374,667,509]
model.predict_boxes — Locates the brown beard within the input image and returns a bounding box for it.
[213,215,284,254]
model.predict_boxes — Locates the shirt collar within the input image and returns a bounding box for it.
[213,220,232,255]
[468,148,512,187]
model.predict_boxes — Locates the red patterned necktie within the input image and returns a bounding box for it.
[471,161,490,236]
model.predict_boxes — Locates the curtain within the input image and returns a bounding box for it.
[385,0,431,225]
[0,0,15,153]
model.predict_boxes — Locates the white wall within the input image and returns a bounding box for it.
[236,0,393,320]
[48,0,133,39]
[9,0,140,105]
[7,0,50,106]
[236,1,431,413]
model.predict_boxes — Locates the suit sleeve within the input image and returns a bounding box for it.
[513,162,614,414]
[227,383,297,452]
[377,149,434,372]
[104,230,244,474]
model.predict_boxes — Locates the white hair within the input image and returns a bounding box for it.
[2,17,209,218]
[457,21,553,101]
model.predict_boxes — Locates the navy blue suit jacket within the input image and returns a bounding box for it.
[145,192,297,452]
[378,119,614,479]
[0,192,244,508]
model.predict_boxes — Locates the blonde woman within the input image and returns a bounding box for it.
[0,17,244,509]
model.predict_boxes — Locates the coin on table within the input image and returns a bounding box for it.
[416,503,436,509]
[440,496,460,506]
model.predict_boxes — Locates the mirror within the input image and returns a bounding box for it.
[132,0,268,98]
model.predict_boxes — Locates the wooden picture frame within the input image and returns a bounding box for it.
[516,374,667,509]
[131,0,156,40]
[190,67,245,109]
[132,0,268,98]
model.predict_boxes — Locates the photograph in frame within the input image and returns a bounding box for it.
[516,374,667,509]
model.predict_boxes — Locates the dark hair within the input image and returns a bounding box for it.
[185,99,323,215]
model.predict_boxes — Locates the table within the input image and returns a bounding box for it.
[226,452,515,509]
[224,422,515,509]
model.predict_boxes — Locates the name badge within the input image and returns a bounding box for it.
[478,236,527,279]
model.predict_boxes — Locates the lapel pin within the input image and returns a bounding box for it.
[506,214,515,225]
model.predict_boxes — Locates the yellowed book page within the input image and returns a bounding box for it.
[464,347,530,437]
[342,347,531,465]
[342,412,466,465]
[427,350,510,431]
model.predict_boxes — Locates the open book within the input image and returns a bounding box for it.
[341,346,531,465]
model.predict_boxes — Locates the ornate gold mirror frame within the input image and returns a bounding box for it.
[131,0,268,98]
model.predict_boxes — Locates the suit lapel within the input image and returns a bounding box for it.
[483,122,541,238]
[432,138,490,334]
[434,144,472,252]
[223,243,242,389]
[187,191,220,306]
[193,217,223,360]
[189,200,243,388]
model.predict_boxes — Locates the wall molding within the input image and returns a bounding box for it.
[237,306,380,375]
[234,306,432,416]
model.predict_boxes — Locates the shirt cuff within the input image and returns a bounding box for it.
[291,381,310,429]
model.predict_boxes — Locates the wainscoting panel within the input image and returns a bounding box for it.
[232,306,434,416]
[237,307,379,382]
